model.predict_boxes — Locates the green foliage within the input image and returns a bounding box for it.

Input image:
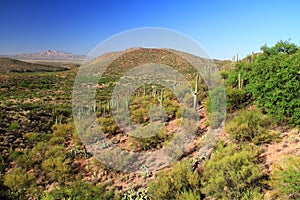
[42,155,72,184]
[41,145,72,184]
[175,189,201,200]
[240,187,264,200]
[52,123,75,139]
[15,148,37,169]
[8,122,20,131]
[148,160,202,200]
[261,40,298,55]
[41,181,116,200]
[201,142,266,199]
[226,87,250,112]
[271,156,300,199]
[131,108,149,124]
[129,124,169,150]
[8,150,22,160]
[164,99,181,118]
[23,132,52,143]
[3,167,35,197]
[226,110,279,145]
[204,86,226,129]
[228,40,300,126]
[98,117,118,135]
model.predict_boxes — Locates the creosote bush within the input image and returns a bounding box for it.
[148,160,202,200]
[201,142,267,199]
[98,117,118,135]
[270,155,300,199]
[225,110,279,145]
[41,180,117,200]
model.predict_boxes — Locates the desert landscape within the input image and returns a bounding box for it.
[1,1,299,200]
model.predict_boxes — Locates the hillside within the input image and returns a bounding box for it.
[0,57,68,73]
[0,43,299,199]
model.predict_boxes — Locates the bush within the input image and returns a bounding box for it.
[8,150,22,160]
[8,122,20,131]
[52,123,75,139]
[225,110,278,145]
[131,108,149,124]
[271,156,300,199]
[41,181,116,200]
[42,146,72,184]
[204,86,226,129]
[98,117,118,135]
[230,41,300,126]
[148,160,202,200]
[4,167,35,198]
[175,189,201,200]
[226,87,250,112]
[129,124,169,150]
[23,132,52,143]
[201,142,267,199]
[41,155,72,184]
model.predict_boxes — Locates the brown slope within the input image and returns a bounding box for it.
[0,57,68,73]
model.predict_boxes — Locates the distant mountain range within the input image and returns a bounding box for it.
[3,50,86,61]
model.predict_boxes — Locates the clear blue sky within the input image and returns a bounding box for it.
[1,0,300,60]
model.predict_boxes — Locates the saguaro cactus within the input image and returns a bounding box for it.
[238,73,243,89]
[158,88,164,106]
[152,85,157,98]
[193,74,200,109]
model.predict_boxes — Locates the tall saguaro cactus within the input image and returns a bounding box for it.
[193,74,200,109]
[158,88,164,106]
[238,73,243,89]
[152,85,157,98]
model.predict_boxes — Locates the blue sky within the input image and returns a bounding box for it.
[1,0,300,60]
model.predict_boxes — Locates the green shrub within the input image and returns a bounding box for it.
[204,86,226,129]
[8,122,20,131]
[41,155,72,184]
[175,189,201,200]
[226,87,250,112]
[41,181,116,200]
[225,110,278,145]
[42,146,72,184]
[201,143,267,199]
[23,132,52,143]
[161,99,180,119]
[271,156,300,199]
[228,41,300,126]
[129,124,169,150]
[15,149,36,169]
[148,160,201,200]
[8,151,22,160]
[98,117,118,135]
[52,123,75,139]
[4,167,35,197]
[130,108,149,124]
[49,136,65,145]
